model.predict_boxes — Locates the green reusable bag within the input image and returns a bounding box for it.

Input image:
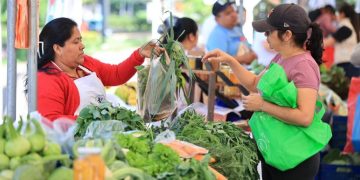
[249,63,332,171]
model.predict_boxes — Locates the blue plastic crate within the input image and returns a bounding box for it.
[332,115,348,132]
[320,164,360,180]
[330,116,348,150]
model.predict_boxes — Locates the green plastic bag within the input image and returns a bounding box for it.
[249,63,332,171]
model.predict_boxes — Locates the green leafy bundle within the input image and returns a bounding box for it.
[321,65,350,100]
[171,110,259,180]
[116,133,181,177]
[136,12,194,121]
[75,102,146,137]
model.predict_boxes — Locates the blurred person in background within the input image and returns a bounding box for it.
[324,3,360,78]
[315,5,337,37]
[252,0,279,66]
[350,42,360,72]
[159,17,200,53]
[206,0,257,65]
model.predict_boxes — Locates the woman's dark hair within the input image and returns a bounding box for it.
[323,4,336,15]
[339,3,360,42]
[38,17,78,70]
[162,17,198,43]
[25,18,77,95]
[277,22,324,65]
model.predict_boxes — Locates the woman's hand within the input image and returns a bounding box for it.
[242,93,265,112]
[139,40,164,58]
[202,49,235,64]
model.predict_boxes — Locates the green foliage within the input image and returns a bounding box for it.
[81,31,102,54]
[116,133,181,177]
[75,102,146,137]
[321,65,350,100]
[108,13,150,32]
[172,110,260,180]
[182,0,212,24]
[39,0,48,27]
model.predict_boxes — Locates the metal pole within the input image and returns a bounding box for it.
[6,0,17,119]
[101,0,109,43]
[28,0,38,112]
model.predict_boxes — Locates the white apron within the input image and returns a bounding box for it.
[51,62,106,115]
[73,66,107,115]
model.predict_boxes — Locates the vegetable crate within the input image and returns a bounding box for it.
[319,163,360,180]
[329,115,347,150]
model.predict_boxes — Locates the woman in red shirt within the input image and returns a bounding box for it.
[34,17,162,121]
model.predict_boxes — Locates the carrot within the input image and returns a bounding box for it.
[208,166,227,180]
[182,144,208,155]
[162,142,190,158]
[193,154,216,163]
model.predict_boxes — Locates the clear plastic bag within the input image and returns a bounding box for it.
[138,51,177,122]
[31,112,76,155]
[82,120,130,139]
[154,129,176,143]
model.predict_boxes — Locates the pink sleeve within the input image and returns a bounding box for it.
[289,61,320,90]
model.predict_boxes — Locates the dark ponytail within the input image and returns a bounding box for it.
[305,22,323,65]
[277,22,323,65]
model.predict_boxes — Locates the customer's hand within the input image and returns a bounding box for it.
[139,40,164,58]
[202,49,235,64]
[242,93,265,112]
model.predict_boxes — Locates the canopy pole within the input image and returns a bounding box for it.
[28,0,38,112]
[6,0,17,119]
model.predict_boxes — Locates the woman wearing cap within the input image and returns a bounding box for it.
[203,4,327,179]
[32,17,163,121]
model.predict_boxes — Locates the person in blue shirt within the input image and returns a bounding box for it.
[207,0,257,65]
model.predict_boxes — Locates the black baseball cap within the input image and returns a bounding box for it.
[212,0,235,16]
[252,3,310,33]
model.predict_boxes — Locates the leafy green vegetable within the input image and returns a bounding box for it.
[116,133,181,177]
[111,167,154,180]
[4,117,31,157]
[0,154,10,170]
[0,121,5,154]
[20,153,42,165]
[27,119,46,153]
[9,157,21,170]
[48,167,73,180]
[75,102,146,137]
[170,110,259,180]
[13,164,44,180]
[42,142,62,156]
[321,65,350,100]
[0,169,14,180]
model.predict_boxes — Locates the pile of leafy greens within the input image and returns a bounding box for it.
[75,102,146,137]
[169,109,259,180]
